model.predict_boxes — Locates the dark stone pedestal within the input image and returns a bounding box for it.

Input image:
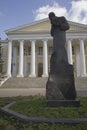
[47,100,80,107]
[46,64,80,107]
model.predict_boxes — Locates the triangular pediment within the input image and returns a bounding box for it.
[18,20,51,32]
[6,18,87,34]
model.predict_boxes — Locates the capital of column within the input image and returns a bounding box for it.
[79,39,85,42]
[67,39,72,42]
[42,39,48,43]
[18,39,24,42]
[30,40,36,43]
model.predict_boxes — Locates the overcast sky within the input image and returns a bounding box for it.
[0,0,87,39]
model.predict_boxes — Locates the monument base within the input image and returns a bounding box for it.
[47,100,80,107]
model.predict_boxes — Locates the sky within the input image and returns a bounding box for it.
[0,0,87,39]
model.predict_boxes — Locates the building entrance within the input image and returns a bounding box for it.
[38,63,43,77]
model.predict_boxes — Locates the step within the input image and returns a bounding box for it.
[1,77,47,88]
[1,77,87,90]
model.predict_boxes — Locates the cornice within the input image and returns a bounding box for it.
[7,32,87,40]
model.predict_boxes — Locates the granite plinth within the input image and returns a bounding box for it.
[47,100,80,107]
[46,65,77,100]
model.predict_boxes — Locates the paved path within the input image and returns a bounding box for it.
[0,88,87,97]
[77,90,87,97]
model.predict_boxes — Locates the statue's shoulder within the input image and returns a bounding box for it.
[58,16,67,23]
[59,16,65,20]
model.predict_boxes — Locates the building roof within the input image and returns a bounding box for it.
[5,18,87,35]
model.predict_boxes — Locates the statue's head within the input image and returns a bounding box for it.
[49,12,55,20]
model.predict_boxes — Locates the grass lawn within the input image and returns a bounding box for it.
[10,96,87,118]
[0,96,87,130]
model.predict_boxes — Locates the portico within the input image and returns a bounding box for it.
[5,18,87,78]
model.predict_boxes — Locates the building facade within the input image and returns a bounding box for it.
[1,18,87,77]
[0,39,8,74]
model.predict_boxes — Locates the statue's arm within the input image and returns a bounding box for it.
[60,17,70,31]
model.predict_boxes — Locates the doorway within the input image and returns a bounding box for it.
[38,63,43,77]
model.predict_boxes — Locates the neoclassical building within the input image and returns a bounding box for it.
[1,18,87,78]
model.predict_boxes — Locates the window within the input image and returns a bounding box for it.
[24,48,28,56]
[72,46,75,55]
[17,47,19,56]
[0,48,2,59]
[38,47,43,55]
[28,47,31,55]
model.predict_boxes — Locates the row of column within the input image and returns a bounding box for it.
[67,39,87,76]
[7,39,48,77]
[7,39,87,77]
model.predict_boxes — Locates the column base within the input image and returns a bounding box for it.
[42,74,48,77]
[6,74,12,78]
[80,74,87,77]
[29,74,36,78]
[17,74,24,77]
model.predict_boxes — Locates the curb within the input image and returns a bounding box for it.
[0,102,87,124]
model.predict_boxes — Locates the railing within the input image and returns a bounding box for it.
[0,73,9,87]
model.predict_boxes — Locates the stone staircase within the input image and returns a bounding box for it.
[0,77,87,90]
[0,77,87,97]
[1,77,47,88]
[75,77,87,90]
[0,74,9,87]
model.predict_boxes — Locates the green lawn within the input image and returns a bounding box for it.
[10,96,87,118]
[0,96,87,130]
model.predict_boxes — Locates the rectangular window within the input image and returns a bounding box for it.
[24,48,28,56]
[72,46,75,55]
[38,47,43,55]
[17,47,19,56]
[28,47,31,55]
[0,47,2,59]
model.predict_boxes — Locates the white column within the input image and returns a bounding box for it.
[80,39,86,76]
[7,41,12,77]
[23,55,27,77]
[67,39,73,64]
[17,40,24,77]
[76,45,81,77]
[42,40,48,77]
[29,40,36,77]
[12,46,17,77]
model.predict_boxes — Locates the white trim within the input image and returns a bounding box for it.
[7,33,87,40]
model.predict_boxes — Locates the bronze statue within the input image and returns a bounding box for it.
[49,12,69,74]
[46,12,79,106]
